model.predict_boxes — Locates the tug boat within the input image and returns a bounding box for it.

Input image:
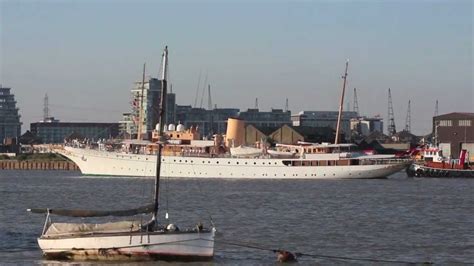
[407,147,474,178]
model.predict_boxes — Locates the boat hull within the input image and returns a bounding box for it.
[59,147,408,179]
[38,230,215,261]
[407,163,474,178]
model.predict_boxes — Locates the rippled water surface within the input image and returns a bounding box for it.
[0,170,473,265]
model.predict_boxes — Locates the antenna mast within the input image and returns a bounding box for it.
[353,88,359,116]
[387,88,397,136]
[153,46,168,223]
[334,60,349,144]
[43,93,49,121]
[434,99,439,117]
[285,98,289,112]
[404,100,411,133]
[255,98,258,109]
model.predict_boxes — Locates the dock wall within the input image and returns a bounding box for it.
[0,160,79,171]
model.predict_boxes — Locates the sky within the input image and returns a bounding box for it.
[1,0,472,135]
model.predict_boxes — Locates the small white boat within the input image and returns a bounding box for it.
[267,149,296,158]
[28,46,216,261]
[31,209,215,261]
[230,146,263,157]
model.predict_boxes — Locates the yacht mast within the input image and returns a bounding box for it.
[153,46,168,222]
[138,63,146,140]
[334,60,349,144]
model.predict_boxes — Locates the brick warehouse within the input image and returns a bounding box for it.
[433,112,474,159]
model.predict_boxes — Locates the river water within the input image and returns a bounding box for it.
[0,170,473,265]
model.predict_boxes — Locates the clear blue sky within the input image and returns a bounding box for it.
[1,0,472,135]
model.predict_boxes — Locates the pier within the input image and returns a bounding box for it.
[0,160,79,171]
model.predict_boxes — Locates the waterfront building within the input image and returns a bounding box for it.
[129,78,176,138]
[268,125,336,145]
[0,86,22,143]
[30,121,119,143]
[175,105,239,137]
[118,112,135,138]
[244,124,277,145]
[166,92,176,125]
[350,116,384,137]
[292,111,358,141]
[239,108,291,128]
[433,112,474,159]
[244,124,336,145]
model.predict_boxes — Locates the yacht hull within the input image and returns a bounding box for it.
[59,146,408,179]
[38,230,215,261]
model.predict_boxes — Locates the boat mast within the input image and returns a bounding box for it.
[138,63,146,141]
[153,46,168,223]
[334,60,349,144]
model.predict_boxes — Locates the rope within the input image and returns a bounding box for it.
[210,239,434,264]
[294,251,433,264]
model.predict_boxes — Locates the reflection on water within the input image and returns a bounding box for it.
[0,170,473,264]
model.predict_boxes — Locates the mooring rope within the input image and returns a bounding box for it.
[212,239,434,264]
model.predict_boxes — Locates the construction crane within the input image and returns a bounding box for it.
[387,88,397,136]
[353,88,359,116]
[193,70,202,108]
[404,100,411,133]
[199,73,208,108]
[207,84,212,110]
